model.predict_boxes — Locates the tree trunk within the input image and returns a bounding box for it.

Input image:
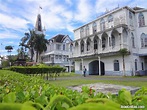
[36,51,38,62]
[122,55,126,76]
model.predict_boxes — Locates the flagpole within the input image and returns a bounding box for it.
[39,6,42,14]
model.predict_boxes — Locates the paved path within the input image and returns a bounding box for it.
[68,83,140,95]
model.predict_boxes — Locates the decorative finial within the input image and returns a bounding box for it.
[38,6,42,14]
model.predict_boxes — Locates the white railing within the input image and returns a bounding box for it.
[71,44,129,58]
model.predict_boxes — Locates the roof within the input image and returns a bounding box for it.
[49,34,72,43]
[133,7,144,10]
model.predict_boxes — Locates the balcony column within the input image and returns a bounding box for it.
[83,39,87,54]
[90,36,94,53]
[77,40,80,56]
[119,33,123,49]
[98,56,101,76]
[99,34,102,53]
[107,31,112,52]
[116,27,123,49]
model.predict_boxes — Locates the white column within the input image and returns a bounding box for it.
[68,58,71,73]
[119,33,123,49]
[98,56,101,76]
[81,58,83,74]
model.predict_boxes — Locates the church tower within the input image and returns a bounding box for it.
[34,8,45,35]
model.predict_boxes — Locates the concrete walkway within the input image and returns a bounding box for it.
[68,83,140,95]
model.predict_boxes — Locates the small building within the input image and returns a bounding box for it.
[71,6,147,76]
[41,34,73,72]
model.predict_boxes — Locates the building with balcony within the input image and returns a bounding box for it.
[71,6,147,76]
[41,34,73,72]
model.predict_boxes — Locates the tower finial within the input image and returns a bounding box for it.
[38,6,42,14]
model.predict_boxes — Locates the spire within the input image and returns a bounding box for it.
[34,6,46,35]
[35,14,42,32]
[34,6,44,34]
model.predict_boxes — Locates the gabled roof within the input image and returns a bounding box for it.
[133,6,144,10]
[49,34,72,43]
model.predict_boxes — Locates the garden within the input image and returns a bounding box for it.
[0,66,147,110]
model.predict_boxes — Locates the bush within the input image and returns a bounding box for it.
[2,60,9,67]
[9,65,66,75]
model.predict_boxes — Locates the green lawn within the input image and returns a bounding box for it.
[1,69,147,88]
[48,75,147,88]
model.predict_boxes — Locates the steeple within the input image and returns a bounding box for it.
[34,7,45,35]
[35,14,43,33]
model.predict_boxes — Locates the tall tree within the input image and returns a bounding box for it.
[24,29,48,62]
[33,34,48,62]
[27,30,36,62]
[119,48,129,76]
[5,45,13,66]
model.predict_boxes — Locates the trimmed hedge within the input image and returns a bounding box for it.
[9,66,65,75]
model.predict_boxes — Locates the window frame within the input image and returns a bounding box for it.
[93,22,97,34]
[138,12,145,27]
[108,15,113,22]
[114,60,119,71]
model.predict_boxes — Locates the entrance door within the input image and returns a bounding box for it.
[89,60,105,75]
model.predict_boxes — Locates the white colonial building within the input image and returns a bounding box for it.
[71,6,147,76]
[41,34,73,72]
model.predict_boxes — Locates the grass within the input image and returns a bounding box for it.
[1,69,147,88]
[48,75,147,88]
[49,79,147,88]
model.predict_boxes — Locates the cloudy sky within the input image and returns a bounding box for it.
[0,0,146,56]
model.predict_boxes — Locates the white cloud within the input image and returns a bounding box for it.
[74,0,93,22]
[0,30,20,39]
[0,13,30,31]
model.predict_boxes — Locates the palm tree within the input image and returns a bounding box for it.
[33,34,48,62]
[25,29,36,62]
[119,48,129,76]
[26,29,48,62]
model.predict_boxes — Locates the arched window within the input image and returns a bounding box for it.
[70,44,73,52]
[80,27,84,38]
[141,33,147,47]
[86,25,89,36]
[100,18,105,31]
[131,33,135,48]
[138,12,145,27]
[112,35,115,48]
[129,11,132,19]
[102,37,106,49]
[87,40,90,51]
[108,15,113,22]
[114,60,119,71]
[93,22,97,34]
[81,40,84,53]
[63,44,65,50]
[94,39,98,50]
